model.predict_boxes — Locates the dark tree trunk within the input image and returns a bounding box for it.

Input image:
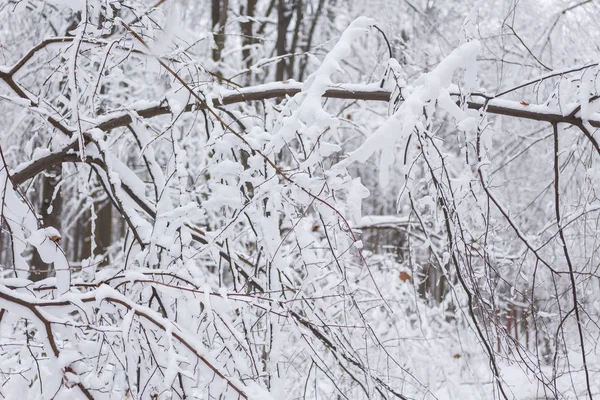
[29,166,62,281]
[240,0,258,82]
[275,0,293,81]
[286,0,303,79]
[212,0,229,63]
[94,199,112,267]
[78,210,92,262]
[29,11,83,281]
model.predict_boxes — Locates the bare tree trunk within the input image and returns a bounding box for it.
[298,0,325,80]
[78,211,92,261]
[0,218,11,269]
[29,12,83,281]
[212,0,229,63]
[286,0,303,79]
[30,166,62,281]
[94,199,112,266]
[240,0,258,84]
[275,0,293,81]
[76,199,111,267]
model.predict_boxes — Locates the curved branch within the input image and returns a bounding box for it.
[0,286,95,399]
[0,284,248,399]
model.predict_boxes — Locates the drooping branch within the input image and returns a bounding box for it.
[0,284,249,399]
[552,122,593,400]
[0,286,95,399]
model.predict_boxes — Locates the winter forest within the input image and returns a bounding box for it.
[1,0,600,399]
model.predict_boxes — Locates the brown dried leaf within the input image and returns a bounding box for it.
[399,271,411,282]
[49,235,61,243]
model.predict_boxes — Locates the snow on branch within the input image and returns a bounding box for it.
[91,81,600,132]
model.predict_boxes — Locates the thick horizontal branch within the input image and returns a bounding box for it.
[94,83,391,130]
[93,81,600,131]
[12,144,79,184]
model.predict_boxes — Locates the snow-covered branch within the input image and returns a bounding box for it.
[92,82,600,131]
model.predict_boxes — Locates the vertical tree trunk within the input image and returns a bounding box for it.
[275,0,293,81]
[495,308,501,352]
[523,310,529,349]
[30,166,62,281]
[94,199,112,267]
[286,0,303,79]
[298,0,325,80]
[240,0,257,83]
[77,199,112,268]
[78,210,92,262]
[29,11,83,281]
[513,307,519,342]
[0,218,9,268]
[212,0,229,63]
